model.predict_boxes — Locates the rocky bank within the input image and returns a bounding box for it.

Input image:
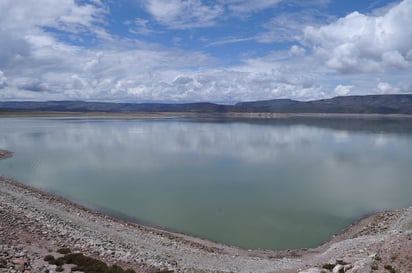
[1,149,411,273]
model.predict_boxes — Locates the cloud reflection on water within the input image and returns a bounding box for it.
[1,117,412,249]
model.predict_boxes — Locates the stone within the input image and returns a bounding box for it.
[344,264,353,271]
[332,264,344,273]
[298,268,322,273]
[13,258,29,272]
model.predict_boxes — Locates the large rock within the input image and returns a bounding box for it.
[333,264,344,273]
[298,268,323,273]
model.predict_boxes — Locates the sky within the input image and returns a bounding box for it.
[0,0,411,103]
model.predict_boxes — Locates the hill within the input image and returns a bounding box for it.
[234,94,412,114]
[1,94,412,114]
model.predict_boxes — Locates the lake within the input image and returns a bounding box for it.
[0,116,412,250]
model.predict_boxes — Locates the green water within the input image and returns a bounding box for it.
[0,117,412,250]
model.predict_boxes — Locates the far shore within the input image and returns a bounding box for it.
[1,149,412,273]
[1,111,412,120]
[0,149,12,159]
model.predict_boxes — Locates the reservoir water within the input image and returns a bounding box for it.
[0,117,412,250]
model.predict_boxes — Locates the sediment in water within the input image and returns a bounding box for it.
[1,149,411,273]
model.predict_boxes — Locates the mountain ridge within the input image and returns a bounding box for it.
[1,94,412,114]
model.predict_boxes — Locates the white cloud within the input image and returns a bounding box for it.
[257,10,332,43]
[290,45,306,57]
[304,0,412,73]
[128,18,159,35]
[0,0,106,34]
[206,37,255,47]
[223,0,329,15]
[0,0,329,104]
[140,0,287,29]
[0,0,215,101]
[173,76,193,85]
[152,69,325,102]
[142,0,224,29]
[0,0,410,103]
[141,0,330,30]
[334,85,353,96]
[223,0,282,14]
[376,82,400,94]
[0,71,7,89]
[382,50,410,69]
[0,0,108,72]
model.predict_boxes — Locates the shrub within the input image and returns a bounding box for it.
[322,264,335,270]
[384,264,397,273]
[43,255,54,262]
[44,252,137,273]
[57,247,71,254]
[50,257,65,266]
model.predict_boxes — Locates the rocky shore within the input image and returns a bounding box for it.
[0,150,12,160]
[1,149,411,273]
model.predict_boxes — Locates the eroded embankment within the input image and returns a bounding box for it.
[1,149,411,273]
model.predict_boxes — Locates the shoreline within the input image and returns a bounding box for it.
[1,111,412,120]
[0,149,12,160]
[1,149,412,273]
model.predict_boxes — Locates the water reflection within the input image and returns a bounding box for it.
[0,117,412,250]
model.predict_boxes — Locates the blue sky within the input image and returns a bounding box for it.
[0,0,411,103]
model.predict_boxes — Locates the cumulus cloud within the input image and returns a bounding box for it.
[0,0,108,77]
[0,0,106,34]
[0,0,330,103]
[334,85,353,96]
[0,0,228,101]
[0,71,7,89]
[304,0,412,73]
[15,79,51,93]
[376,82,400,94]
[156,70,324,102]
[290,45,306,57]
[381,50,409,69]
[0,0,410,103]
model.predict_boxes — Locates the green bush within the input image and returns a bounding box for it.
[57,247,72,254]
[44,252,137,273]
[322,264,335,270]
[50,257,65,266]
[43,255,54,262]
[384,265,397,273]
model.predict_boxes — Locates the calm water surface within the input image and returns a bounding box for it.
[0,117,412,250]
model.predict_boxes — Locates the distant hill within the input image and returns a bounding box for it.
[0,101,229,113]
[1,94,412,114]
[234,94,412,114]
